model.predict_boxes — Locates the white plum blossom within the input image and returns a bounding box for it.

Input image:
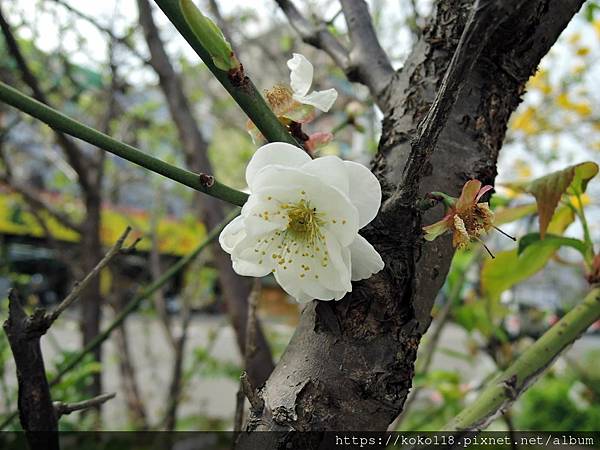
[219,142,384,303]
[286,53,338,112]
[248,53,338,149]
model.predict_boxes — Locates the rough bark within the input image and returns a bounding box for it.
[238,0,584,443]
[79,192,104,402]
[3,290,58,449]
[137,0,274,387]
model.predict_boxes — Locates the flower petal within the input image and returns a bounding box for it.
[245,142,311,190]
[232,258,273,277]
[303,282,344,302]
[422,216,451,241]
[343,161,382,228]
[229,231,279,277]
[281,103,315,124]
[475,184,493,202]
[305,132,333,152]
[301,156,350,196]
[241,187,296,236]
[252,165,359,246]
[294,88,338,112]
[287,53,313,97]
[272,228,351,302]
[219,215,245,254]
[349,234,384,281]
[456,179,482,211]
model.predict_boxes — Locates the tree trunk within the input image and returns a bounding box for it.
[80,192,104,402]
[238,0,584,442]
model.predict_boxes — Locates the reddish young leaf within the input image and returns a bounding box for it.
[528,161,598,238]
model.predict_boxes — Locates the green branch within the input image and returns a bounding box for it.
[153,0,300,146]
[0,210,237,429]
[0,81,248,207]
[445,287,600,431]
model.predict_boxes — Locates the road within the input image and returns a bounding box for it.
[1,313,598,430]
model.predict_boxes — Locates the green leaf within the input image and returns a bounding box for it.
[527,161,598,237]
[482,244,558,302]
[481,203,577,302]
[546,205,575,235]
[518,233,587,256]
[179,0,238,71]
[493,203,537,226]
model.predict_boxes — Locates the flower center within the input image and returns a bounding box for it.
[458,204,493,238]
[265,84,296,115]
[284,199,324,243]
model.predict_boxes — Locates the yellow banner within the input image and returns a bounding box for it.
[0,187,206,256]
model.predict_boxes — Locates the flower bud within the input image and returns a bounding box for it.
[180,0,240,71]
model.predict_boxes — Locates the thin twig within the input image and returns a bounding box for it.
[340,0,395,99]
[234,278,263,431]
[50,0,150,64]
[3,290,58,447]
[162,277,193,431]
[153,0,300,146]
[0,5,93,192]
[275,0,351,74]
[53,393,116,417]
[45,226,134,325]
[0,209,238,430]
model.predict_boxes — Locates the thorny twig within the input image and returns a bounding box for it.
[53,393,116,418]
[45,226,138,325]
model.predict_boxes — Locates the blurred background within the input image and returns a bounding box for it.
[0,0,599,432]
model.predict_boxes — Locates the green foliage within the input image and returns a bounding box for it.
[453,300,506,339]
[481,246,556,303]
[47,351,103,430]
[515,354,600,431]
[584,1,600,22]
[401,370,469,431]
[480,202,577,302]
[190,347,240,381]
[207,127,254,189]
[518,233,587,256]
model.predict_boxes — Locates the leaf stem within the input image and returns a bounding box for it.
[0,81,249,207]
[575,192,593,263]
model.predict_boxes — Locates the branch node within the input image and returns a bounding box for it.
[502,374,518,400]
[241,371,264,414]
[199,173,215,187]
